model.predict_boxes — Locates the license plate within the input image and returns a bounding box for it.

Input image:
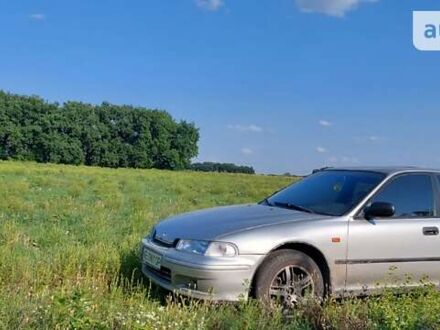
[143,249,162,270]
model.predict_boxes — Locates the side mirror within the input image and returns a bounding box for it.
[364,202,395,220]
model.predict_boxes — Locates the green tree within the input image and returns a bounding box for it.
[0,90,199,170]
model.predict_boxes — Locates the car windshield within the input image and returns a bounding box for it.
[264,170,386,216]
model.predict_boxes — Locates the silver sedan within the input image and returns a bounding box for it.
[141,167,440,306]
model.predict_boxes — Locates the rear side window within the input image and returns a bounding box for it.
[371,174,434,218]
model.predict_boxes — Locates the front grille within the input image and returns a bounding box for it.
[152,232,177,248]
[144,264,172,283]
[152,237,175,248]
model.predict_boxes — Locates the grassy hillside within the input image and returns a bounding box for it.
[1,161,440,329]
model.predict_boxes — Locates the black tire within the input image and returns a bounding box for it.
[253,249,324,307]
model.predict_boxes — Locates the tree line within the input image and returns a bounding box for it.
[190,162,255,174]
[0,91,199,170]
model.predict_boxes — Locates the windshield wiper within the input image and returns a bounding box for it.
[261,198,273,206]
[272,201,315,214]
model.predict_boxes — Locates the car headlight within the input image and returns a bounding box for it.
[205,241,238,257]
[176,240,238,257]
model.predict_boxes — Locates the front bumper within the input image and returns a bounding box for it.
[140,238,264,301]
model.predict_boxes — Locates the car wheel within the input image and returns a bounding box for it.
[254,249,324,308]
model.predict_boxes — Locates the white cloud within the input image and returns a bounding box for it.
[341,156,360,163]
[241,148,253,156]
[354,135,382,143]
[328,155,359,164]
[29,13,46,21]
[195,0,224,11]
[295,0,377,17]
[318,120,332,127]
[227,124,263,133]
[367,135,379,142]
[316,146,327,153]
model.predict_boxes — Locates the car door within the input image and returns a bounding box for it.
[345,173,440,293]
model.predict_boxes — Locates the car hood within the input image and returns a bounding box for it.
[153,204,329,242]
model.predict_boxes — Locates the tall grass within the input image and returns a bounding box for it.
[0,160,439,329]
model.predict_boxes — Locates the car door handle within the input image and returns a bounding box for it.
[423,227,439,236]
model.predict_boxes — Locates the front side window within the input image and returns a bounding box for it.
[266,170,385,216]
[371,174,434,218]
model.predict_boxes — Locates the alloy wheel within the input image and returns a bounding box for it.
[269,265,314,308]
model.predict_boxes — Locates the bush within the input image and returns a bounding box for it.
[191,162,255,174]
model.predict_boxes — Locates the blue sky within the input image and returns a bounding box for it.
[1,0,439,174]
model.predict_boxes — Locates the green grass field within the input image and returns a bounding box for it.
[1,161,440,329]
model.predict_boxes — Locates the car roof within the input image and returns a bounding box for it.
[321,166,440,175]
